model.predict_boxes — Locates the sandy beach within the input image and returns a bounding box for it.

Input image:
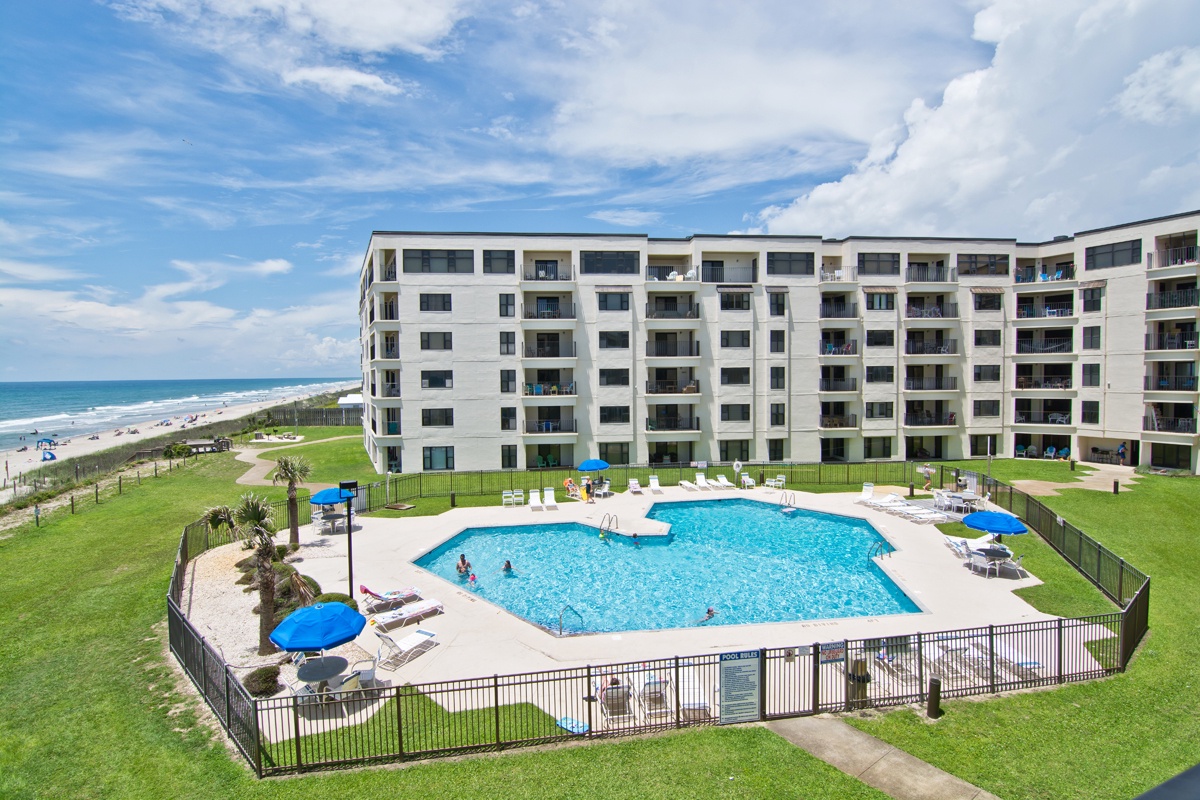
[2,386,354,478]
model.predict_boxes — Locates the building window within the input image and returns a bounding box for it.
[500,369,516,393]
[599,442,630,465]
[766,252,815,275]
[721,404,751,421]
[957,254,1010,275]
[422,446,455,470]
[483,250,515,274]
[599,369,629,386]
[820,438,846,463]
[975,329,1001,347]
[420,332,452,350]
[974,365,1001,382]
[974,293,1003,310]
[720,440,750,462]
[864,292,895,311]
[866,366,894,383]
[500,407,516,431]
[770,403,786,426]
[1081,287,1104,312]
[721,330,750,348]
[419,293,452,312]
[421,370,453,388]
[1081,400,1100,424]
[599,406,630,424]
[973,400,1000,417]
[598,292,630,311]
[500,331,516,355]
[1082,326,1101,349]
[864,437,892,458]
[599,331,630,349]
[769,293,786,316]
[499,293,515,317]
[421,408,454,427]
[720,292,751,310]
[721,367,751,385]
[1083,363,1100,387]
[770,366,785,389]
[769,330,785,353]
[866,329,895,347]
[1086,239,1141,270]
[970,435,999,456]
[581,251,639,274]
[501,444,517,468]
[768,438,785,461]
[403,249,474,273]
[864,402,894,419]
[1151,443,1191,469]
[858,252,901,275]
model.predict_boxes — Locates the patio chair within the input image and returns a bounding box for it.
[325,671,361,702]
[855,482,875,504]
[547,455,559,467]
[536,455,547,468]
[678,669,714,720]
[1000,554,1029,578]
[350,658,377,688]
[597,679,640,727]
[1015,444,1025,458]
[543,487,559,509]
[679,479,699,491]
[1025,445,1039,458]
[774,475,787,490]
[639,676,676,720]
[370,599,444,632]
[628,479,643,494]
[528,489,543,511]
[763,476,780,489]
[287,678,321,706]
[740,472,756,488]
[1043,446,1057,459]
[968,552,999,578]
[695,473,714,490]
[375,628,438,670]
[502,490,515,507]
[512,489,524,507]
[715,474,736,489]
[594,480,613,498]
[1057,448,1070,460]
[359,584,421,613]
[648,475,664,493]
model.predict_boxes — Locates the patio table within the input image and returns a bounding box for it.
[297,655,349,685]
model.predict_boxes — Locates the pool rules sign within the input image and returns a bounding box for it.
[718,650,761,724]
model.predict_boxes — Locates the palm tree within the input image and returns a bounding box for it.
[272,455,313,550]
[233,493,278,655]
[201,504,235,545]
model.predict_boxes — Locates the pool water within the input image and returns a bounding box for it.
[413,498,919,634]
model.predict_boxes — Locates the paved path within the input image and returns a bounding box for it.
[766,717,1002,800]
[1008,461,1140,497]
[232,435,360,490]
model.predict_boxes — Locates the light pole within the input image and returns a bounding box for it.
[340,480,358,598]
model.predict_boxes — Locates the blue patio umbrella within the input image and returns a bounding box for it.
[269,602,366,652]
[309,487,355,505]
[962,510,1028,543]
[578,458,610,472]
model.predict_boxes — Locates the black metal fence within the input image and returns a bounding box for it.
[166,464,1151,777]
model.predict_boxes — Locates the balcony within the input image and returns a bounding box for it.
[820,267,855,282]
[1016,302,1074,319]
[1146,289,1199,311]
[819,414,858,429]
[820,341,858,356]
[1143,416,1197,433]
[905,304,959,319]
[379,304,398,321]
[701,264,756,283]
[524,343,577,358]
[646,416,700,432]
[1154,246,1199,267]
[1145,334,1197,351]
[1015,264,1076,283]
[1144,375,1198,391]
[645,341,700,357]
[523,382,576,396]
[904,340,958,355]
[904,377,958,390]
[819,378,858,392]
[646,380,700,395]
[645,303,700,319]
[905,265,956,283]
[1015,411,1072,425]
[1016,338,1073,354]
[379,385,400,398]
[523,267,574,282]
[819,303,857,319]
[380,348,399,359]
[381,265,397,281]
[524,419,578,434]
[385,422,400,435]
[1015,377,1073,390]
[903,413,957,426]
[521,304,576,320]
[646,265,698,282]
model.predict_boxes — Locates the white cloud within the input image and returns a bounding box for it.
[587,209,662,227]
[1116,46,1200,124]
[281,66,410,98]
[0,259,86,283]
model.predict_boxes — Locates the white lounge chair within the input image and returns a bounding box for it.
[628,479,644,494]
[597,679,640,727]
[679,479,699,491]
[696,473,714,490]
[287,678,321,706]
[594,480,613,498]
[678,669,714,720]
[855,482,875,504]
[639,676,676,719]
[901,508,950,524]
[543,487,559,509]
[370,599,444,631]
[740,472,755,488]
[359,584,421,613]
[648,475,664,493]
[375,628,437,670]
[528,488,543,511]
[865,493,906,509]
[715,474,736,490]
[501,490,515,507]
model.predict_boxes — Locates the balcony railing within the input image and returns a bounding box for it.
[904,340,958,355]
[645,341,700,357]
[1144,375,1198,391]
[1154,246,1199,267]
[521,304,577,320]
[1016,302,1074,319]
[1014,411,1072,425]
[646,266,698,282]
[523,267,574,281]
[819,414,858,429]
[523,419,578,434]
[380,304,398,321]
[646,380,700,395]
[646,416,700,431]
[523,382,576,396]
[819,267,854,281]
[523,343,577,358]
[1146,289,1199,310]
[1015,377,1073,389]
[819,378,858,392]
[1015,264,1076,283]
[903,413,958,426]
[380,348,399,359]
[820,341,858,356]
[1145,334,1198,351]
[381,266,397,281]
[904,377,958,390]
[701,265,756,283]
[645,304,700,319]
[905,304,959,319]
[385,422,400,435]
[1143,416,1197,433]
[819,303,857,318]
[379,385,400,398]
[905,265,956,282]
[1015,338,1073,354]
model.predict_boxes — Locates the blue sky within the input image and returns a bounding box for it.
[2,0,1199,381]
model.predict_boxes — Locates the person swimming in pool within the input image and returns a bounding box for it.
[502,559,516,574]
[696,607,717,623]
[457,553,471,574]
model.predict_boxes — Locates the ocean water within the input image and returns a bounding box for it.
[0,378,358,451]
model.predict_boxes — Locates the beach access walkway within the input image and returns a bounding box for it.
[232,435,359,490]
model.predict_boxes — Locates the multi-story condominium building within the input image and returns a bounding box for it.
[358,210,1199,475]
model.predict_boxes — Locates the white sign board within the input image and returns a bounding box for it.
[718,650,761,724]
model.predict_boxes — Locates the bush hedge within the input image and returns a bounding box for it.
[242,665,281,697]
[313,593,358,611]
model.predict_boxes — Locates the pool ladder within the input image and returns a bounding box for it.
[868,541,892,560]
[777,492,797,509]
[599,513,619,537]
[558,604,585,636]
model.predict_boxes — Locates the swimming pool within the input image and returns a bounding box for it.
[413,498,920,634]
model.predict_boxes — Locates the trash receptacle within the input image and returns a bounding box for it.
[847,658,872,709]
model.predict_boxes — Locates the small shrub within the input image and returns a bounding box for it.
[163,443,192,459]
[235,571,253,586]
[235,556,255,571]
[314,593,358,611]
[272,562,296,580]
[301,575,321,596]
[274,544,289,562]
[243,665,281,697]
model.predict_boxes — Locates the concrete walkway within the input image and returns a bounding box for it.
[1008,461,1140,497]
[766,716,1002,800]
[231,435,360,489]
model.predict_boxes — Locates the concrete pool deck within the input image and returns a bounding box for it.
[283,484,1050,684]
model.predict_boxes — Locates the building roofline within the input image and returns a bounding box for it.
[821,235,1016,244]
[1073,208,1200,237]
